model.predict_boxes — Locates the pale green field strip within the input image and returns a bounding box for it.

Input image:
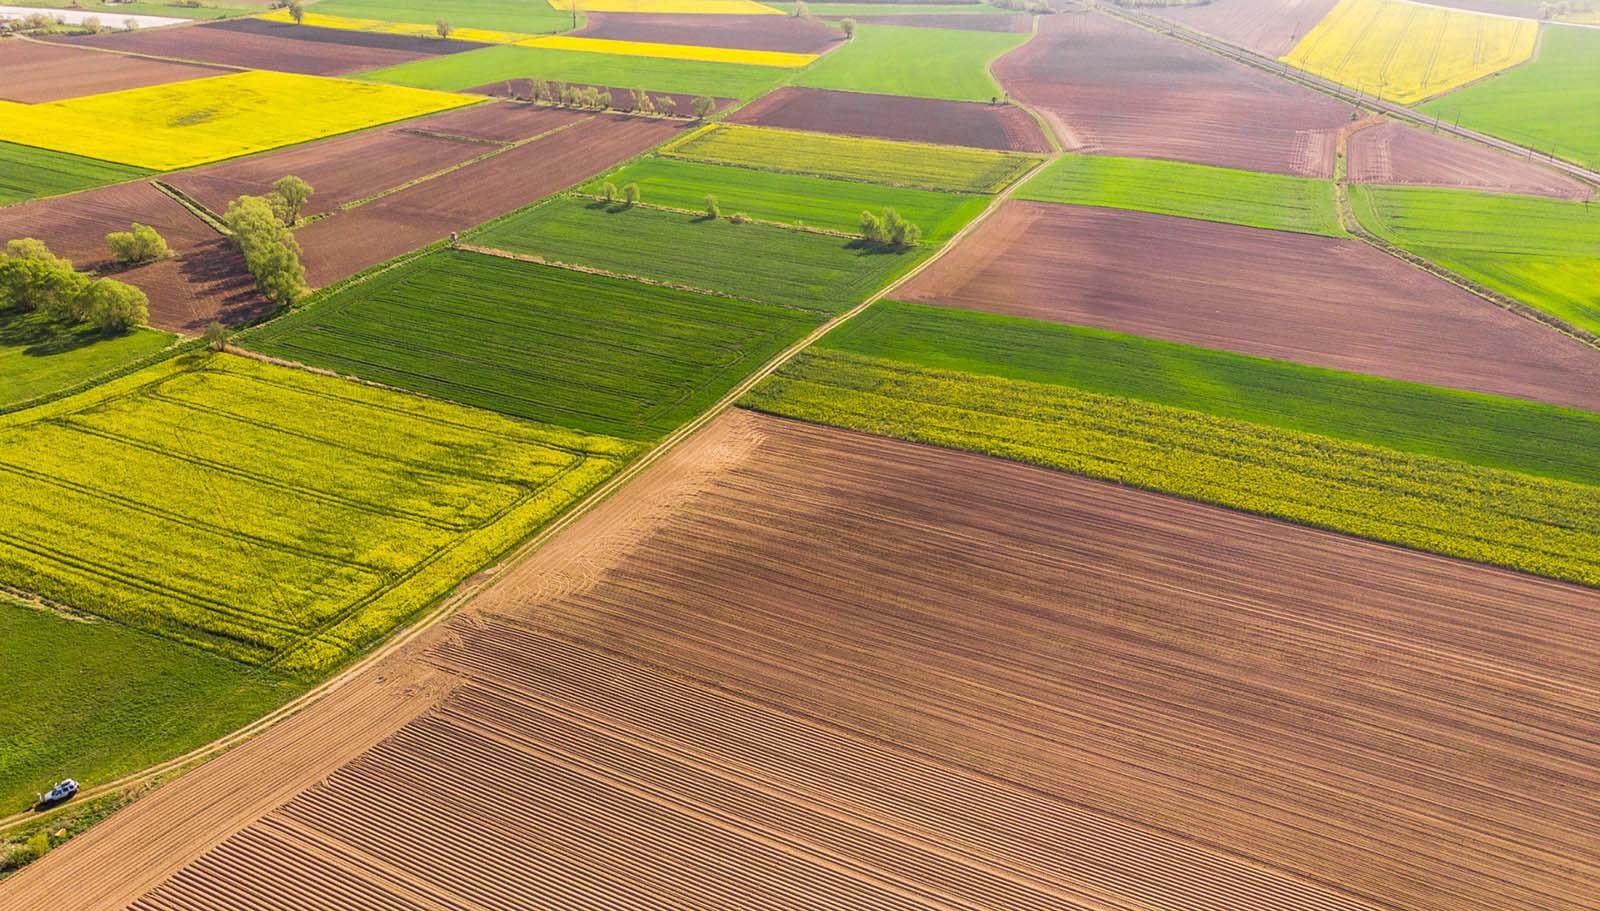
[1350,184,1600,334]
[310,0,572,32]
[827,301,1600,486]
[581,157,989,241]
[244,250,820,440]
[470,198,927,314]
[743,349,1600,588]
[793,23,1025,101]
[662,123,1041,193]
[0,354,638,672]
[1,310,175,410]
[1019,154,1345,237]
[1418,25,1600,170]
[0,599,300,811]
[358,44,790,99]
[0,141,151,207]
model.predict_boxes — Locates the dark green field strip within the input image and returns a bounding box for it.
[246,250,821,439]
[824,302,1600,486]
[1350,184,1600,334]
[742,349,1600,589]
[0,599,301,811]
[579,158,989,242]
[470,199,926,315]
[0,141,151,206]
[1018,154,1345,237]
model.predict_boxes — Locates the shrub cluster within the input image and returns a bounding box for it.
[105,223,171,266]
[0,238,149,333]
[223,196,307,307]
[859,208,922,249]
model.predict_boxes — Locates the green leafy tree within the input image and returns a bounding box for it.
[287,0,304,23]
[623,183,640,207]
[793,0,810,16]
[0,239,84,316]
[840,17,856,38]
[859,210,885,245]
[269,174,314,226]
[436,19,453,38]
[105,222,170,265]
[705,195,720,219]
[80,279,149,333]
[223,195,307,307]
[691,95,715,120]
[633,89,655,114]
[204,320,232,352]
[602,182,618,204]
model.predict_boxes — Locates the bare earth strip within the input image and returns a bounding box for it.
[575,12,845,52]
[1150,0,1341,57]
[993,10,1350,175]
[23,410,1600,911]
[897,200,1600,412]
[729,86,1052,152]
[845,12,1032,31]
[0,40,227,104]
[1347,120,1593,200]
[392,101,590,142]
[50,21,440,76]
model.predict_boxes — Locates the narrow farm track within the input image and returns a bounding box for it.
[97,411,1600,910]
[0,144,1049,901]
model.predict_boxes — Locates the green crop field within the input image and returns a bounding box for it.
[1350,184,1600,334]
[580,158,988,241]
[663,124,1040,193]
[0,599,300,812]
[309,0,571,33]
[794,23,1025,101]
[743,348,1600,588]
[767,2,1003,14]
[1418,25,1600,170]
[18,0,269,19]
[1019,154,1345,237]
[471,198,925,313]
[245,250,819,439]
[0,353,637,672]
[359,44,789,99]
[824,301,1600,485]
[0,142,151,206]
[1,310,174,410]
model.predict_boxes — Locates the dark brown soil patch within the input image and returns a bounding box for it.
[1150,0,1340,57]
[392,101,591,142]
[729,86,1051,152]
[52,21,437,76]
[200,17,491,54]
[0,39,227,103]
[843,12,1031,31]
[576,12,844,53]
[0,180,220,269]
[123,238,271,333]
[993,10,1351,175]
[1348,120,1592,200]
[898,199,1600,410]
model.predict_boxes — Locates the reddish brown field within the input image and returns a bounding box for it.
[1150,0,1339,57]
[993,11,1350,174]
[899,200,1600,411]
[166,127,489,219]
[54,21,434,76]
[0,181,220,268]
[1348,120,1592,199]
[0,40,225,103]
[295,114,684,286]
[23,409,1593,911]
[729,86,1051,152]
[120,239,271,332]
[576,12,844,52]
[467,78,736,119]
[394,100,591,142]
[845,12,1030,30]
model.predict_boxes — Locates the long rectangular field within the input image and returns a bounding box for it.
[244,250,820,439]
[662,123,1041,192]
[0,310,174,411]
[0,141,150,207]
[470,197,927,313]
[0,354,636,672]
[121,409,1600,911]
[791,23,1026,101]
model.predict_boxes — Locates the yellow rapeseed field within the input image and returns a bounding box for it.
[1282,0,1537,104]
[257,9,537,44]
[0,71,476,171]
[546,0,783,14]
[516,34,816,67]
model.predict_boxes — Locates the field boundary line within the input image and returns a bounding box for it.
[454,242,791,309]
[149,179,231,234]
[14,32,252,73]
[0,139,1051,842]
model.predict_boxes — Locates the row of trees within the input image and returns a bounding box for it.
[789,3,857,36]
[516,80,717,119]
[0,239,149,333]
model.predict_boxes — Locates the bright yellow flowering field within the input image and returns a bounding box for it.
[258,9,537,44]
[1282,0,1537,104]
[0,70,476,171]
[546,0,782,14]
[517,34,815,67]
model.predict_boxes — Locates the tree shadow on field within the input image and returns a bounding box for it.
[583,198,635,215]
[844,238,913,258]
[0,309,107,358]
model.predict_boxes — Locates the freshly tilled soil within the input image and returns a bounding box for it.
[729,87,1052,152]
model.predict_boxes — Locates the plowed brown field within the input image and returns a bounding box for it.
[1348,121,1592,199]
[576,11,844,52]
[166,127,489,219]
[0,180,220,268]
[1150,0,1340,57]
[392,101,590,142]
[295,113,683,285]
[846,12,1030,30]
[0,40,226,103]
[993,10,1349,174]
[729,87,1051,152]
[120,238,271,332]
[467,78,736,118]
[54,21,435,76]
[26,410,1596,911]
[898,200,1600,410]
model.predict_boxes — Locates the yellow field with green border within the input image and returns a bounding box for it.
[258,9,537,43]
[1282,0,1537,104]
[0,71,475,171]
[546,0,782,13]
[516,34,816,67]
